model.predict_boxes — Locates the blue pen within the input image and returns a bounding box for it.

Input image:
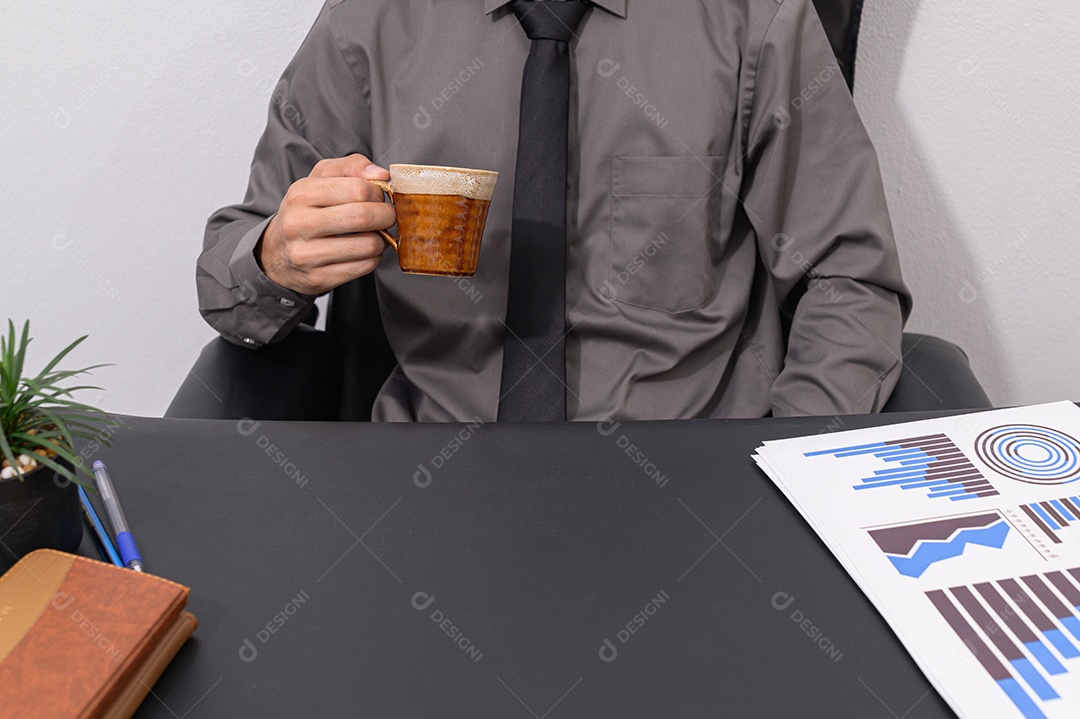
[92,461,144,572]
[78,485,123,567]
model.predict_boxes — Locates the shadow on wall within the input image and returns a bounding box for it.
[856,0,1009,404]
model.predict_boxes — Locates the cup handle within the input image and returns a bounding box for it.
[369,179,398,250]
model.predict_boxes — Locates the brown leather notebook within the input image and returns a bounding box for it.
[0,550,197,718]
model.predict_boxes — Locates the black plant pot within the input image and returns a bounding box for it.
[0,461,82,574]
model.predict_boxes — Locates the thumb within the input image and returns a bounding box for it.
[361,162,390,180]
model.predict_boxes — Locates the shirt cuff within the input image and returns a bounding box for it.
[227,215,314,348]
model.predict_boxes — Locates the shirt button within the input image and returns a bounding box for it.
[242,338,256,346]
[279,298,296,307]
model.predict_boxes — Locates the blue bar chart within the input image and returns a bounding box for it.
[805,432,999,501]
[928,569,1080,719]
[1019,497,1080,544]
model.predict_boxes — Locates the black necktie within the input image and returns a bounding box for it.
[498,0,589,422]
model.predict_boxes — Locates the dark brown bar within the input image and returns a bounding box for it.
[975,582,1039,644]
[903,441,959,451]
[1046,572,1080,607]
[893,433,949,446]
[1022,575,1074,620]
[1000,578,1058,632]
[926,459,977,468]
[927,589,1013,681]
[1041,502,1067,527]
[926,450,965,460]
[1021,505,1063,544]
[922,459,978,471]
[952,586,1025,661]
[924,469,983,480]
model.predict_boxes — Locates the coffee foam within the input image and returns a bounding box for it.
[389,164,498,201]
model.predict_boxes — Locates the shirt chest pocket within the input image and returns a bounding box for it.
[609,155,723,314]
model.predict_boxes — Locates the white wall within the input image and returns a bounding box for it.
[855,0,1080,404]
[1,0,1077,416]
[0,1,324,416]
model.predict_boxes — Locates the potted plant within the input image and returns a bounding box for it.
[0,320,115,573]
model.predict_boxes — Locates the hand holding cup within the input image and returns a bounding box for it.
[257,154,396,296]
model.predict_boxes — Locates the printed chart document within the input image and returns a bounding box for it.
[755,401,1080,719]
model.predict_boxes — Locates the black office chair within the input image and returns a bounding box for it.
[167,0,992,422]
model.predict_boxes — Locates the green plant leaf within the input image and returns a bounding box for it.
[2,321,115,483]
[10,321,30,395]
[25,406,76,452]
[35,334,88,378]
[0,429,19,476]
[14,450,85,487]
[8,432,66,453]
[32,367,111,387]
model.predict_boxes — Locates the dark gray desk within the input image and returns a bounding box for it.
[79,413,959,718]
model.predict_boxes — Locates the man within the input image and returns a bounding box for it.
[197,0,910,422]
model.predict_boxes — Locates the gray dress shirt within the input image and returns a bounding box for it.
[197,0,912,421]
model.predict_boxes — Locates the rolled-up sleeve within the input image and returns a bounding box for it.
[196,1,373,347]
[740,0,913,416]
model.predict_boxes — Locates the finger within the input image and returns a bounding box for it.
[306,233,389,268]
[307,255,384,289]
[307,201,397,238]
[309,154,389,181]
[273,232,388,275]
[289,177,387,207]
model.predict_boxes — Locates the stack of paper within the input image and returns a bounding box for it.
[755,401,1080,719]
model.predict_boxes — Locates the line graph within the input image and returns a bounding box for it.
[867,513,1010,578]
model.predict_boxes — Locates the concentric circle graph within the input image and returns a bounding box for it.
[975,424,1080,484]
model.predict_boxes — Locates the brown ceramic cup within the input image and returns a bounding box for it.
[370,164,498,277]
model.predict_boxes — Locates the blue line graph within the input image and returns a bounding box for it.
[885,520,1009,578]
